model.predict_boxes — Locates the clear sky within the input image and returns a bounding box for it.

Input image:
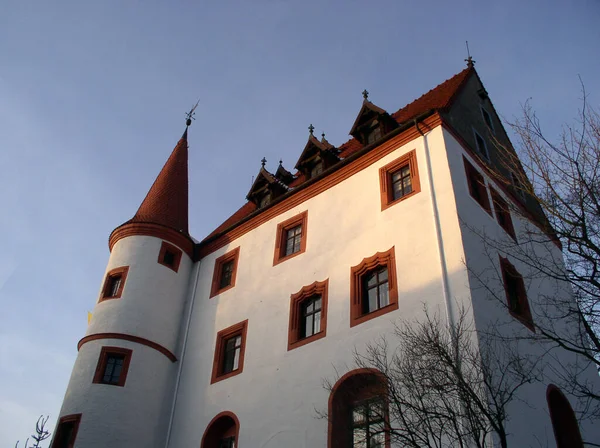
[1,0,598,443]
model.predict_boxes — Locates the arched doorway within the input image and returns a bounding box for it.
[201,411,240,448]
[546,385,583,448]
[328,368,389,448]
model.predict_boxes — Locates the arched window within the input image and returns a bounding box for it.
[547,385,583,448]
[201,411,240,448]
[328,368,389,448]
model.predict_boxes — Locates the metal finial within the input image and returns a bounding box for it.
[465,41,475,68]
[308,124,314,135]
[261,157,267,167]
[321,132,325,139]
[185,99,200,126]
[279,159,283,166]
[362,89,369,100]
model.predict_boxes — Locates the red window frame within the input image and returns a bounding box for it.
[210,247,240,298]
[211,320,248,384]
[464,157,491,214]
[50,414,82,448]
[273,211,308,265]
[350,247,399,327]
[99,266,129,302]
[491,188,517,241]
[157,241,183,273]
[288,279,329,351]
[499,256,534,331]
[92,346,133,387]
[379,149,421,211]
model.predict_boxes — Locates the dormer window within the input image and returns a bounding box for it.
[259,192,271,208]
[310,162,323,178]
[365,122,382,145]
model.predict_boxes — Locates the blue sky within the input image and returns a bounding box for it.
[0,0,598,443]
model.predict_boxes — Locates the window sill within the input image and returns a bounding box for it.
[381,189,419,212]
[288,330,326,351]
[350,302,399,328]
[273,249,305,266]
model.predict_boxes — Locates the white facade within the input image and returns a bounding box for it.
[54,70,600,447]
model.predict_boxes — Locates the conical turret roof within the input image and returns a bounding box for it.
[128,133,189,234]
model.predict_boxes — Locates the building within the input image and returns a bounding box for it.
[51,63,599,447]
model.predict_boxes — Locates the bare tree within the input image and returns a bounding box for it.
[465,84,600,424]
[322,306,541,448]
[14,416,51,448]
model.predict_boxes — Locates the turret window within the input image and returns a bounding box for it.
[259,192,271,208]
[366,125,382,145]
[310,162,323,178]
[211,320,248,383]
[50,414,81,448]
[93,346,132,387]
[158,241,183,273]
[273,211,308,265]
[210,247,240,298]
[99,266,129,302]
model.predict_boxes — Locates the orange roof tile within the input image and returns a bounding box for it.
[127,134,190,234]
[201,67,474,243]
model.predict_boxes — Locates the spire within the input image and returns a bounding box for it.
[129,133,189,234]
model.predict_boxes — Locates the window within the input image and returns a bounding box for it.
[547,385,584,448]
[510,171,527,201]
[366,126,382,145]
[491,189,517,240]
[211,320,248,383]
[273,211,308,265]
[352,398,387,448]
[499,257,534,331]
[201,411,240,448]
[259,192,271,208]
[328,369,389,448]
[310,161,323,178]
[157,241,183,273]
[350,248,398,327]
[210,247,240,298]
[93,346,132,387]
[481,106,494,133]
[463,157,492,214]
[218,437,236,448]
[99,266,129,301]
[288,279,328,350]
[50,414,81,448]
[473,129,489,160]
[379,150,420,210]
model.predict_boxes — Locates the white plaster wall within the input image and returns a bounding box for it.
[57,338,176,448]
[87,235,193,353]
[442,129,600,445]
[169,127,476,447]
[56,235,194,447]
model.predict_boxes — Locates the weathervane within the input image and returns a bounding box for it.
[362,89,369,100]
[185,99,200,127]
[465,41,475,68]
[308,124,314,135]
[261,157,267,167]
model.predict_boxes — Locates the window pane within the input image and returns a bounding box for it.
[379,268,388,282]
[403,174,412,194]
[353,428,368,448]
[314,297,322,311]
[305,314,314,337]
[379,282,389,308]
[368,287,378,313]
[293,237,301,253]
[366,272,377,288]
[314,311,321,334]
[232,347,240,371]
[353,406,366,424]
[286,238,295,255]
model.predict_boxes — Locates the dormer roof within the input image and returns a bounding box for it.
[295,134,339,171]
[349,100,388,136]
[246,166,288,204]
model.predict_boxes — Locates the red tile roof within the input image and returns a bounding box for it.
[202,66,474,243]
[126,134,190,235]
